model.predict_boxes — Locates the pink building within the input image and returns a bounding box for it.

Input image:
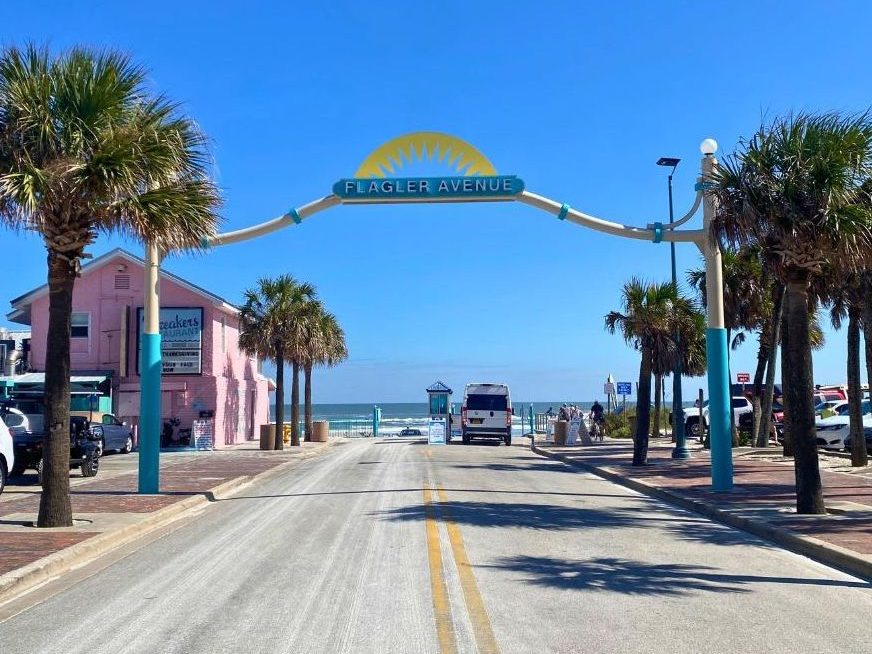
[7,248,272,448]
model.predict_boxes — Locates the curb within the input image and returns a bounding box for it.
[0,439,337,606]
[531,444,872,581]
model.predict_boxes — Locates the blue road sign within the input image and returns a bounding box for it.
[616,382,632,395]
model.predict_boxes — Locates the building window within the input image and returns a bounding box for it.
[221,317,226,352]
[71,313,90,339]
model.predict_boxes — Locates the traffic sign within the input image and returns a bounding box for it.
[616,382,632,395]
[604,382,615,396]
[736,373,751,383]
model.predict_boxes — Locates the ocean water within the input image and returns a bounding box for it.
[271,401,605,436]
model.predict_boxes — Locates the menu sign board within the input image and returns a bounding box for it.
[137,307,203,375]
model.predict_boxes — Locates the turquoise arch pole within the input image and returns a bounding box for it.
[138,241,162,494]
[700,145,733,490]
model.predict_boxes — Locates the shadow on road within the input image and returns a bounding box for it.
[450,462,575,474]
[487,555,870,595]
[378,500,651,531]
[376,498,783,548]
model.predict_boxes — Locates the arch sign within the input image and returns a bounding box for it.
[138,132,734,496]
[333,132,524,203]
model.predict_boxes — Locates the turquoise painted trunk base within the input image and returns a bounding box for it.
[139,333,162,494]
[706,327,733,490]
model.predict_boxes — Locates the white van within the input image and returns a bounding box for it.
[461,383,512,445]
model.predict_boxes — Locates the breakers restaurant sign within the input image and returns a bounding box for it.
[334,131,524,203]
[137,307,203,375]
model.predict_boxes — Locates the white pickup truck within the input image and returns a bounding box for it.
[684,396,754,438]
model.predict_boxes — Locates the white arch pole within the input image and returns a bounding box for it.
[138,146,732,493]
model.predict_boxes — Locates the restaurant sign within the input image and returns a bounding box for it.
[137,307,203,375]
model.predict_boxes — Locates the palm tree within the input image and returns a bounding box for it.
[605,279,701,465]
[302,309,348,441]
[826,273,868,466]
[239,276,314,450]
[712,112,872,514]
[285,289,319,446]
[0,46,220,527]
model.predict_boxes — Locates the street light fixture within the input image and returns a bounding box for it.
[657,156,690,459]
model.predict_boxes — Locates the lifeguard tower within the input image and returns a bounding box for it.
[426,381,452,444]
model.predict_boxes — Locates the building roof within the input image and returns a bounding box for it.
[7,248,239,325]
[426,381,453,394]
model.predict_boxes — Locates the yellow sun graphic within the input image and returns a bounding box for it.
[354,132,497,178]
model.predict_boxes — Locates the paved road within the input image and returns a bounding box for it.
[2,439,870,653]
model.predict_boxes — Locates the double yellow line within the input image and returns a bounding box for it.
[423,482,500,654]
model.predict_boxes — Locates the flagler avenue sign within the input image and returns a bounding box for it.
[333,175,525,203]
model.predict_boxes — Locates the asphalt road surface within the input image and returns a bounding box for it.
[2,439,870,654]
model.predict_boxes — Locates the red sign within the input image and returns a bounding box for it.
[736,373,751,383]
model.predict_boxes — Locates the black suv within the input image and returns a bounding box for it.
[5,413,101,483]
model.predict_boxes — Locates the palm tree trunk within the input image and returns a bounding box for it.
[37,252,75,528]
[726,328,738,447]
[291,361,301,446]
[759,283,785,447]
[781,304,793,458]
[274,347,285,451]
[784,274,825,514]
[304,364,313,442]
[633,346,653,466]
[847,307,867,466]
[750,332,768,447]
[652,374,662,438]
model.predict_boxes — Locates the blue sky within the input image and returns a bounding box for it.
[2,1,871,402]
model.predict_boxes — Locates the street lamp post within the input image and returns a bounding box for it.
[657,156,690,459]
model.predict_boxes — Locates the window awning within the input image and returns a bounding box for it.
[0,372,111,395]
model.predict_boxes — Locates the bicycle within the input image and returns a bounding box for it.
[589,414,606,441]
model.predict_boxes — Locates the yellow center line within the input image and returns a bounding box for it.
[424,483,458,654]
[437,485,501,654]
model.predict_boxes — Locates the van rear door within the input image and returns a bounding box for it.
[465,392,508,434]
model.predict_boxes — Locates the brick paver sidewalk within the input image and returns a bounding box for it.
[0,442,330,579]
[535,438,872,575]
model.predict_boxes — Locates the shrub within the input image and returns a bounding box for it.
[604,411,634,439]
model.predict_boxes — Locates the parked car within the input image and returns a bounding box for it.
[399,427,422,437]
[738,404,784,442]
[2,398,44,435]
[814,389,847,405]
[461,383,512,445]
[9,416,102,482]
[1,406,31,436]
[71,412,134,454]
[815,400,872,451]
[0,413,14,494]
[685,396,754,439]
[844,429,872,452]
[816,400,847,418]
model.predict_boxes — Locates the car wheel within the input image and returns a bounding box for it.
[462,433,470,444]
[0,459,6,495]
[81,455,99,478]
[504,435,512,446]
[686,417,700,438]
[121,435,133,454]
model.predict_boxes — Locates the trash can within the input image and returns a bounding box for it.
[553,420,568,446]
[259,424,276,450]
[312,420,329,442]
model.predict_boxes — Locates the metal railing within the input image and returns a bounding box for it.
[326,419,374,438]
